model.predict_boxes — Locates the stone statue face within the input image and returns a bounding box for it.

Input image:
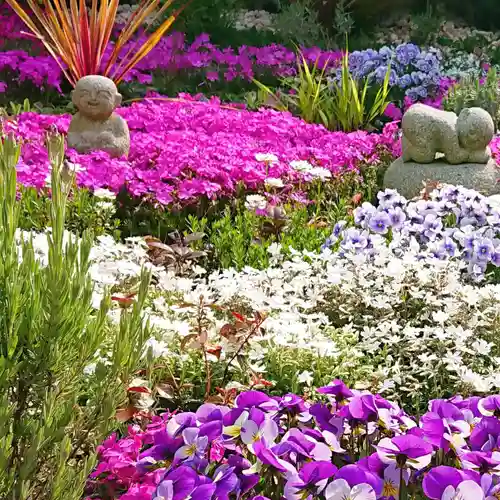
[72,75,122,120]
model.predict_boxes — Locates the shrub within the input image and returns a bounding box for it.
[0,134,151,498]
[272,0,332,49]
[443,67,500,129]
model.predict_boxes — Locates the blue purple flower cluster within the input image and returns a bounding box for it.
[323,185,500,281]
[348,43,443,101]
[86,381,500,499]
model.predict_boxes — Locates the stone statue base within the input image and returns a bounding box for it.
[383,157,500,198]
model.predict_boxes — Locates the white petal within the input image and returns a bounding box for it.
[352,483,377,500]
[324,479,351,500]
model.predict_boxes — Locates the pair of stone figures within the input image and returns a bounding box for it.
[68,75,497,197]
[384,104,499,197]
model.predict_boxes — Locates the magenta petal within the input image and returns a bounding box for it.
[423,466,464,500]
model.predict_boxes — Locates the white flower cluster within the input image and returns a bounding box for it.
[232,9,275,32]
[21,197,500,400]
[440,49,483,78]
[146,241,500,399]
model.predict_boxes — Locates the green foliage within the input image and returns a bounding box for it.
[205,205,333,271]
[18,186,121,238]
[443,68,500,128]
[329,51,392,132]
[254,49,392,132]
[175,0,245,44]
[272,0,332,49]
[332,0,355,44]
[0,98,31,117]
[409,8,444,45]
[0,135,150,499]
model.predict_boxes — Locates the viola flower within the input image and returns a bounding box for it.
[324,479,376,500]
[423,466,481,500]
[284,461,337,499]
[235,391,279,412]
[420,400,471,452]
[469,417,500,452]
[368,211,391,234]
[317,379,353,402]
[212,464,238,498]
[153,466,198,500]
[173,428,209,465]
[240,416,279,452]
[376,435,434,470]
[461,451,500,475]
[252,439,297,475]
[479,396,500,417]
[223,410,251,441]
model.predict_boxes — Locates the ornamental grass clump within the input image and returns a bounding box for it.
[5,0,186,86]
[0,134,151,499]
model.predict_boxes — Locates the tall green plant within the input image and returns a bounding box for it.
[254,49,392,132]
[328,50,392,132]
[0,134,151,499]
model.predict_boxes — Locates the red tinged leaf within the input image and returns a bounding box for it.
[351,192,363,206]
[205,345,222,360]
[219,323,237,339]
[111,294,136,307]
[127,386,151,394]
[231,312,246,322]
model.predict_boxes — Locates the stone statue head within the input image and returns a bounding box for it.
[457,107,494,151]
[71,75,122,120]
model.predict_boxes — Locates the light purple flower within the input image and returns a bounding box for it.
[368,211,391,234]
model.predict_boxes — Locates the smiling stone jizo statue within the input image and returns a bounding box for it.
[67,75,130,158]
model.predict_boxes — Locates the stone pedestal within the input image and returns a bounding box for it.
[383,157,500,198]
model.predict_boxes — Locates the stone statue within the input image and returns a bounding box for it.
[67,75,130,158]
[383,104,500,198]
[402,103,494,165]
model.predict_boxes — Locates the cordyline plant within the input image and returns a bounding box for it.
[5,0,187,86]
[0,134,151,499]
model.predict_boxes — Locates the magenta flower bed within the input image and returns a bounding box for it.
[7,95,400,206]
[0,32,342,93]
[85,382,500,500]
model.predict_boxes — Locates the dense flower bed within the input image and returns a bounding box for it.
[65,185,500,412]
[85,382,500,500]
[0,32,342,93]
[323,185,500,281]
[5,96,399,205]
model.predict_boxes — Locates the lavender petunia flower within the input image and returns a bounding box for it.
[368,212,391,234]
